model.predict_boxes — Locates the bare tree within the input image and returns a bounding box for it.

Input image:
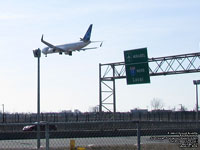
[179,104,187,111]
[89,106,99,112]
[151,98,164,110]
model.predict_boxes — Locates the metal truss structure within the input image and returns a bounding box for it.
[99,52,200,113]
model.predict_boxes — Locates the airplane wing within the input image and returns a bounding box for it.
[78,41,103,51]
[41,35,65,52]
[79,47,98,51]
[91,41,103,47]
[64,47,98,55]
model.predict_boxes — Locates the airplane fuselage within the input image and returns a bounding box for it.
[42,41,91,55]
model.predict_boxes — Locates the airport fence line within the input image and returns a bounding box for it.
[0,121,200,150]
[0,111,198,123]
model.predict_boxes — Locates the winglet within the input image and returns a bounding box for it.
[40,34,56,49]
[100,42,103,47]
[41,34,44,42]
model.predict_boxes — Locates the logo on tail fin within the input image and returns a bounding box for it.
[81,24,93,42]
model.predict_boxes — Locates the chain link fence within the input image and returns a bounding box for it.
[0,121,199,150]
[0,111,198,123]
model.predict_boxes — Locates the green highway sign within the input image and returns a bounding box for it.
[124,48,148,64]
[124,48,150,85]
[125,63,150,84]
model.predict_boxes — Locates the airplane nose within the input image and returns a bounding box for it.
[42,48,48,54]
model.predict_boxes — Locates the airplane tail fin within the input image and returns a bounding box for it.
[81,24,93,42]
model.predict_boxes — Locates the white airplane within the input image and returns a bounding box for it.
[41,24,102,57]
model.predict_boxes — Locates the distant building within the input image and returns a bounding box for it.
[74,109,82,114]
[61,110,72,114]
[151,109,172,113]
[131,108,148,114]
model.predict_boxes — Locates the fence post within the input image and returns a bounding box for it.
[45,122,49,150]
[70,140,75,150]
[137,121,141,150]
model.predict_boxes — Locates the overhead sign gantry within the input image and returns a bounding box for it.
[99,51,200,113]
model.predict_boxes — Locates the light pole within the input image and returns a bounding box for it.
[179,104,183,111]
[193,80,200,121]
[33,48,41,149]
[2,104,4,123]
